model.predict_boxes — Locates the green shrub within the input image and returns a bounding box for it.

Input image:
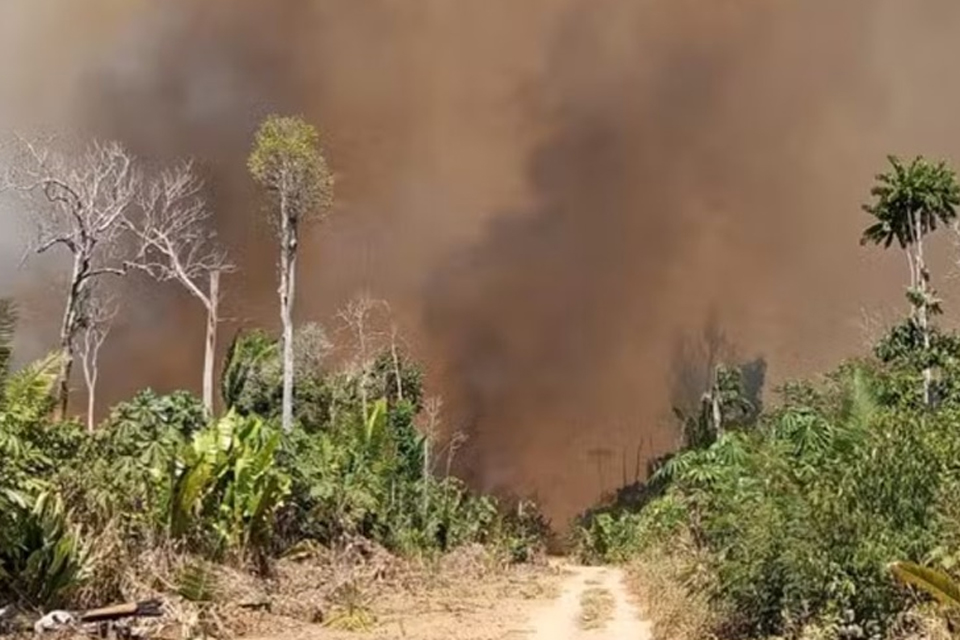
[165,411,291,564]
[59,390,206,532]
[588,361,960,637]
[0,491,90,607]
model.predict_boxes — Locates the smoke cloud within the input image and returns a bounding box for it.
[2,0,960,521]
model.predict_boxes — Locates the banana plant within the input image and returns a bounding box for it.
[166,411,290,558]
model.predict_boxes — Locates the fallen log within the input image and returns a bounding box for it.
[79,600,163,623]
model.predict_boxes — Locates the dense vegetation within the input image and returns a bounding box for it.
[0,307,546,611]
[575,156,960,639]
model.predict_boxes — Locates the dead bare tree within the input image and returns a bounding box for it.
[2,137,143,418]
[337,293,387,418]
[125,162,234,416]
[77,288,118,432]
[418,396,443,518]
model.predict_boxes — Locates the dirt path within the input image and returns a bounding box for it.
[244,560,649,640]
[526,563,650,640]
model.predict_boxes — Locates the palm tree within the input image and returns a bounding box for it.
[861,155,960,405]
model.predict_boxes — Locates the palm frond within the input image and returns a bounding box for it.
[890,561,960,609]
[862,155,960,250]
[2,352,62,421]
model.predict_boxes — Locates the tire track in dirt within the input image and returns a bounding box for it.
[526,563,650,640]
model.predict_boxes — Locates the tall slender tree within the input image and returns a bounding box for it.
[126,162,233,416]
[248,115,334,431]
[861,155,960,405]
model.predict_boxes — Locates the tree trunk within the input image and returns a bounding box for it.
[913,212,932,406]
[86,379,96,433]
[279,196,297,432]
[55,262,83,420]
[358,317,369,419]
[421,436,430,519]
[56,335,74,420]
[391,331,404,401]
[203,270,220,418]
[711,366,723,438]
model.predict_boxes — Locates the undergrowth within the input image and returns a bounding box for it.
[0,311,547,616]
[575,340,960,639]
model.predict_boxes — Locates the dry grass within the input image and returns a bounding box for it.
[578,587,615,631]
[626,542,720,640]
[886,605,955,640]
[9,538,557,640]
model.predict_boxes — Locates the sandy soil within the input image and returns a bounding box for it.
[244,560,649,640]
[527,564,650,640]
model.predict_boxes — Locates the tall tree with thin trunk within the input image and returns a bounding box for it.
[2,138,144,418]
[125,162,234,416]
[861,155,960,406]
[248,115,334,431]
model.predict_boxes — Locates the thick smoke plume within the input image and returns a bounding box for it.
[2,0,960,521]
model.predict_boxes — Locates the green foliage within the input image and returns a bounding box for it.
[176,560,220,604]
[861,155,960,250]
[221,328,341,430]
[247,114,334,217]
[0,299,542,608]
[1,352,62,425]
[0,491,90,607]
[104,389,207,442]
[673,363,758,451]
[166,411,291,562]
[578,354,960,637]
[62,390,206,531]
[498,500,551,563]
[222,329,280,416]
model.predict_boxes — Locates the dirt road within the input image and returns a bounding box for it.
[526,563,650,640]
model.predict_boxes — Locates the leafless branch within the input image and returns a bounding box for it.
[126,161,235,308]
[76,288,119,432]
[337,292,390,417]
[1,136,146,416]
[336,292,390,360]
[4,137,140,265]
[122,160,235,415]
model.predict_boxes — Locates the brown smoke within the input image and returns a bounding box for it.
[3,0,960,522]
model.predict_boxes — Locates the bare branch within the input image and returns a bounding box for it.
[121,159,235,415]
[336,292,390,417]
[76,287,119,432]
[0,136,148,416]
[125,160,235,309]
